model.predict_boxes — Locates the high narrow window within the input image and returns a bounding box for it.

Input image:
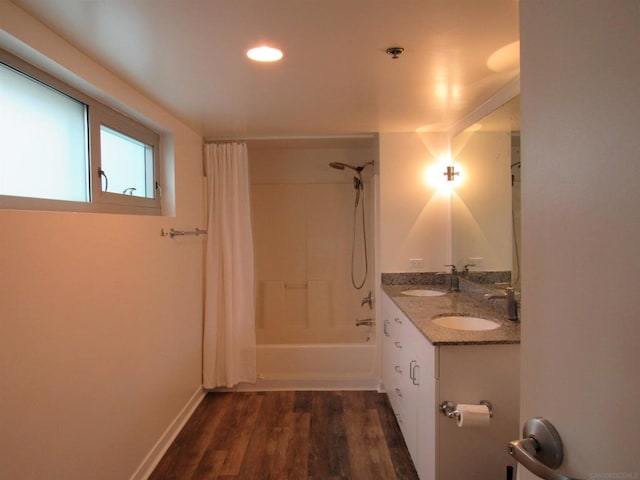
[0,49,161,214]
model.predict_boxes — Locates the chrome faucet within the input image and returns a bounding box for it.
[361,290,373,309]
[442,264,460,292]
[485,287,519,321]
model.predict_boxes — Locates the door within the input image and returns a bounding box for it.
[518,1,640,478]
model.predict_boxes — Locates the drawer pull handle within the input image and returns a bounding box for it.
[394,341,403,349]
[394,365,403,373]
[410,360,420,385]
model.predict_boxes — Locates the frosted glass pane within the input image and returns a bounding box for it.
[0,63,88,202]
[100,126,154,198]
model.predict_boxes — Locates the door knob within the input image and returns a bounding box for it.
[508,417,583,480]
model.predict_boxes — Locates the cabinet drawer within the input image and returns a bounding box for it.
[382,294,412,338]
[387,383,403,413]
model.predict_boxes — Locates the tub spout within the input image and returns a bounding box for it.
[356,318,375,327]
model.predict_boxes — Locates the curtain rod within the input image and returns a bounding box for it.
[204,133,378,144]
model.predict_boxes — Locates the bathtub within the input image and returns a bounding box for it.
[235,343,380,391]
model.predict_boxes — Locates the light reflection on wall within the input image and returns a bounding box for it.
[423,154,463,195]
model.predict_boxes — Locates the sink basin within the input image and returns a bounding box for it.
[401,289,446,297]
[432,316,500,331]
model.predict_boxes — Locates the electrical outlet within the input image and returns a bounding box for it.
[468,257,483,267]
[409,258,424,269]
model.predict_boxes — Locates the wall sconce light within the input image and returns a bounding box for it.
[444,165,459,182]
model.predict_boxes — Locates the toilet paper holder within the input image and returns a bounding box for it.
[440,400,493,419]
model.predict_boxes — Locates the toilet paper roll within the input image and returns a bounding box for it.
[456,404,491,428]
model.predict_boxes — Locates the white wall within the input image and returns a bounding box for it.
[379,132,451,272]
[0,3,204,479]
[519,0,640,477]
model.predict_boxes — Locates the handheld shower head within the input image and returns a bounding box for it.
[327,160,373,290]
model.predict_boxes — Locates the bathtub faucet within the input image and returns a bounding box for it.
[356,318,375,327]
[361,290,373,309]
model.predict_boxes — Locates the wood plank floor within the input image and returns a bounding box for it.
[150,391,419,480]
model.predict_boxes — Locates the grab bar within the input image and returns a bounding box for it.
[508,417,583,480]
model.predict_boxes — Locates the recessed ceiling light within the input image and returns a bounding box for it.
[246,46,283,62]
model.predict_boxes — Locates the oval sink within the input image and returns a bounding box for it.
[401,289,446,297]
[432,316,500,331]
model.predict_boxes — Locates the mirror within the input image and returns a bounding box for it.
[450,95,521,289]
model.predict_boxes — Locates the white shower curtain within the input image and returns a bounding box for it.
[203,142,257,388]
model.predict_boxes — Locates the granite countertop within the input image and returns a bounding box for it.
[382,284,520,346]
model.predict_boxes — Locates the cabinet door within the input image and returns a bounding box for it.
[416,337,436,480]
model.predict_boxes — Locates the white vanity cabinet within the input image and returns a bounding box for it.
[436,344,519,480]
[382,293,436,480]
[382,290,520,480]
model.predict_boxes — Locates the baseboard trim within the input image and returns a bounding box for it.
[212,377,382,392]
[129,386,206,480]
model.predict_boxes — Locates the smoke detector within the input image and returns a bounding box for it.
[386,46,405,59]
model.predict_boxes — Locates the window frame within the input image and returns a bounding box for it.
[0,48,162,215]
[90,105,160,211]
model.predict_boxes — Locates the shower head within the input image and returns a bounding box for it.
[329,161,374,173]
[330,161,361,173]
[329,162,347,170]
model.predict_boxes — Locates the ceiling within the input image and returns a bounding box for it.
[13,0,520,140]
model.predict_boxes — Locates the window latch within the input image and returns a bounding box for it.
[99,169,109,192]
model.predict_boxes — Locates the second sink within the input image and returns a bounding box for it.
[432,315,500,331]
[401,289,446,297]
